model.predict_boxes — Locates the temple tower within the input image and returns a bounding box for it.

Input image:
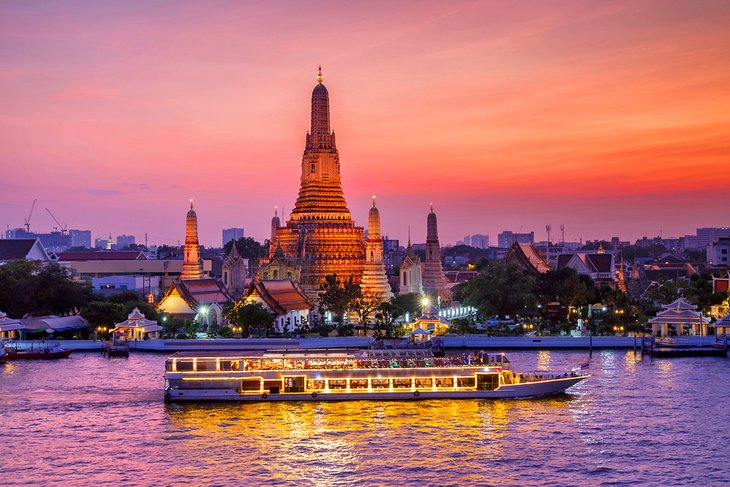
[270,207,280,244]
[421,204,449,298]
[360,197,394,300]
[400,229,423,295]
[181,200,202,280]
[270,68,365,299]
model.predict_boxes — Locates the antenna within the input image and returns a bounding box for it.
[545,224,552,244]
[560,225,565,245]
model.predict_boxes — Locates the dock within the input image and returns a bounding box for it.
[641,336,729,358]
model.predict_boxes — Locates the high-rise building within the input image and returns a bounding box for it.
[498,231,534,248]
[421,205,449,299]
[94,237,109,250]
[116,234,135,249]
[471,234,489,249]
[69,229,92,249]
[360,198,394,300]
[268,68,366,299]
[222,228,244,247]
[181,200,202,280]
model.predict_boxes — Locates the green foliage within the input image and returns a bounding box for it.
[318,274,362,322]
[538,267,598,315]
[219,326,233,338]
[224,237,267,260]
[461,260,537,319]
[0,260,93,318]
[450,318,474,334]
[185,320,199,338]
[226,301,276,337]
[80,301,126,326]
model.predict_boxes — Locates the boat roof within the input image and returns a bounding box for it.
[168,349,509,360]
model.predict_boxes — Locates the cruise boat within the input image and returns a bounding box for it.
[164,350,588,402]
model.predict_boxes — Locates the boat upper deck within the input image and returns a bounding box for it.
[166,349,510,373]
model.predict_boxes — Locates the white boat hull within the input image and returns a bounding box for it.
[165,376,587,402]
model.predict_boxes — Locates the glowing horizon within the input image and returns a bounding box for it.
[2,1,729,247]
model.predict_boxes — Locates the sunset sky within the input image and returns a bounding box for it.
[2,0,729,247]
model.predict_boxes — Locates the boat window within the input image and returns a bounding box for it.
[371,379,389,389]
[457,377,475,388]
[329,380,347,390]
[165,361,173,372]
[436,378,454,388]
[415,378,432,388]
[393,379,411,389]
[196,360,217,372]
[307,380,325,390]
[176,360,194,372]
[220,360,240,371]
[476,373,499,391]
[264,380,281,392]
[240,379,261,391]
[349,379,368,389]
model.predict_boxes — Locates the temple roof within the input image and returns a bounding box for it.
[244,279,312,315]
[649,298,709,324]
[162,278,231,308]
[507,242,550,274]
[0,239,49,261]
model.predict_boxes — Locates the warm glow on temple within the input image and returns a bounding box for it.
[266,68,368,300]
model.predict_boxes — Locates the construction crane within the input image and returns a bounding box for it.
[45,207,68,235]
[24,199,37,232]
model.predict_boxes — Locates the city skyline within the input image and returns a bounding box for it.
[2,1,730,247]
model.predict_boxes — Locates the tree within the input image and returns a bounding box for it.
[461,260,537,319]
[538,267,598,319]
[226,301,276,337]
[646,277,688,305]
[80,301,126,327]
[351,291,381,326]
[0,260,93,318]
[318,274,361,323]
[224,237,267,260]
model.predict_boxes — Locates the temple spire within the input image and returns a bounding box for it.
[317,65,324,84]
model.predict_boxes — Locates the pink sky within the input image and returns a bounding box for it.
[2,0,730,247]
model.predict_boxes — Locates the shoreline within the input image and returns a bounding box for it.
[41,335,722,353]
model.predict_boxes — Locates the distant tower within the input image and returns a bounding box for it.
[421,204,449,298]
[360,197,394,300]
[399,228,423,295]
[270,207,280,244]
[181,200,202,280]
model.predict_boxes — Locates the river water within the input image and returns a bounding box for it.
[1,350,728,486]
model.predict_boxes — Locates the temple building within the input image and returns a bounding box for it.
[421,205,449,299]
[648,298,710,337]
[181,200,202,280]
[267,68,365,300]
[222,242,248,296]
[399,233,423,295]
[360,197,394,300]
[243,278,313,334]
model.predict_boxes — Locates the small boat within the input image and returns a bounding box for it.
[102,339,130,358]
[164,349,588,402]
[3,341,73,360]
[642,337,728,358]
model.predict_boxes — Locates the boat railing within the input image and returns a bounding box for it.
[4,340,62,353]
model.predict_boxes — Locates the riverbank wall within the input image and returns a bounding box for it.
[50,335,719,352]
